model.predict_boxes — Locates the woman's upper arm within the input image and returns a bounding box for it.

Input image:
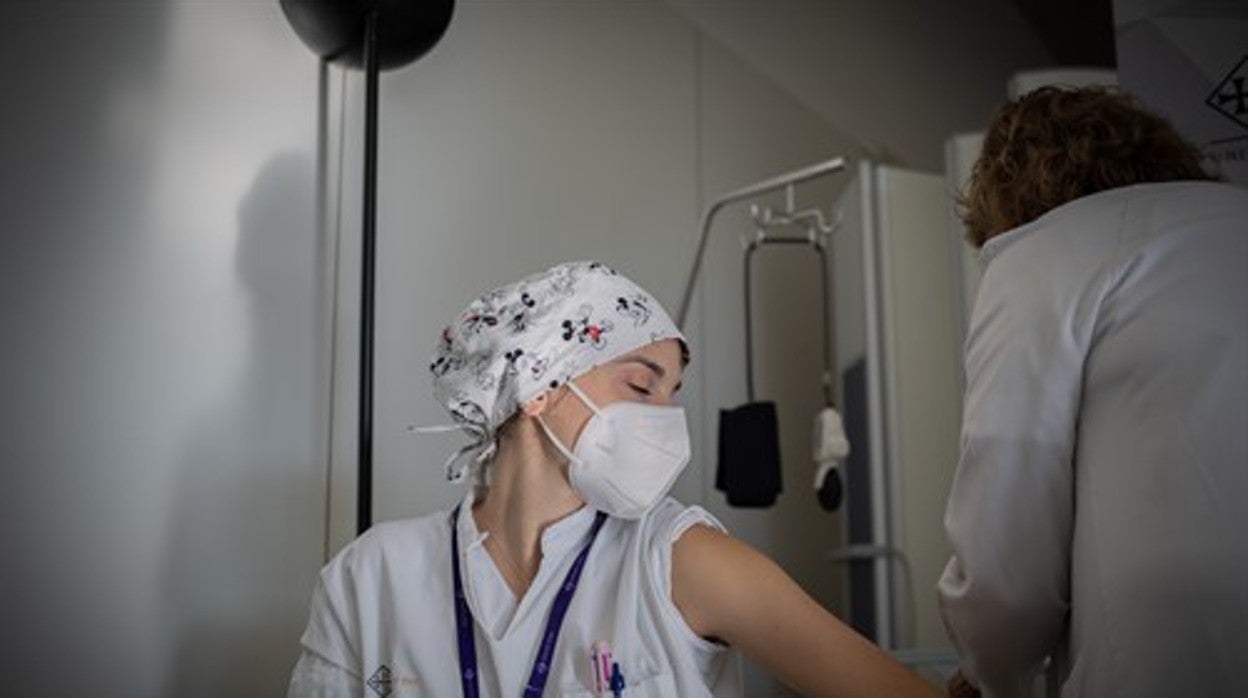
[671,525,939,698]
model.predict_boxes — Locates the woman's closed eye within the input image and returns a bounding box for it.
[628,383,652,397]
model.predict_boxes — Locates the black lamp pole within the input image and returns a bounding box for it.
[280,0,455,535]
[358,10,379,535]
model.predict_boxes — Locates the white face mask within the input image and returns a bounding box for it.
[538,381,691,519]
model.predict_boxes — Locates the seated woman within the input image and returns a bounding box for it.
[288,260,938,697]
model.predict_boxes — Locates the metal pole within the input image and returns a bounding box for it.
[357,10,379,535]
[676,157,845,328]
[817,243,834,407]
[743,235,822,403]
[744,243,755,403]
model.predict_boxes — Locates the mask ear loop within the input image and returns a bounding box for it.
[535,416,578,464]
[563,380,603,415]
[535,379,600,464]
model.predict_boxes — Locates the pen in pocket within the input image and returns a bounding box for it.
[590,640,612,694]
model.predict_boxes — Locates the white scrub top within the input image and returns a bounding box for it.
[939,181,1248,698]
[288,494,743,697]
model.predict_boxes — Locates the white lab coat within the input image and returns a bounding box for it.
[287,494,743,697]
[938,181,1248,697]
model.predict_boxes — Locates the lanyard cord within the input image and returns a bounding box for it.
[450,504,608,698]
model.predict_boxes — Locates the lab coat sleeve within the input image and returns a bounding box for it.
[938,255,1096,696]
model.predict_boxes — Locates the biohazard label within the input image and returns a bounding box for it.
[1207,55,1248,131]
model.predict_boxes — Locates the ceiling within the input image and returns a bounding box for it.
[1012,0,1118,67]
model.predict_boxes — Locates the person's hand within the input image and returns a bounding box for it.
[946,668,981,698]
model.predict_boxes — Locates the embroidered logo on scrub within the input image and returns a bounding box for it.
[367,665,419,696]
[366,666,393,697]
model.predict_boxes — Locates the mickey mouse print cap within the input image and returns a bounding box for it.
[429,260,687,483]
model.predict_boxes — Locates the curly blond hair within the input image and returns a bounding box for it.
[960,86,1218,248]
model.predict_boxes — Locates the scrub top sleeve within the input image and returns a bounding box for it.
[287,649,359,698]
[938,253,1097,694]
[289,552,367,696]
[649,501,730,651]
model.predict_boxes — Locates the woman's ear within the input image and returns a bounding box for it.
[521,392,548,417]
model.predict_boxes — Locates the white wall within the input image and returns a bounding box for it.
[666,0,1054,170]
[0,3,327,697]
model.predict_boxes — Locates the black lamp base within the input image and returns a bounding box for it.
[280,0,454,71]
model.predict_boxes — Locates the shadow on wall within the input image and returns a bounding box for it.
[162,153,326,697]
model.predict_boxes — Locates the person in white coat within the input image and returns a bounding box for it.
[289,260,938,697]
[939,86,1248,698]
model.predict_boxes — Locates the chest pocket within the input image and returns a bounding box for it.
[557,669,680,697]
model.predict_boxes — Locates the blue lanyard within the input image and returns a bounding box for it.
[451,504,608,698]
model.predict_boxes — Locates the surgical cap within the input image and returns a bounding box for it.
[429,260,687,482]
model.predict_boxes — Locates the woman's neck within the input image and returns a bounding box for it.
[471,419,584,597]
